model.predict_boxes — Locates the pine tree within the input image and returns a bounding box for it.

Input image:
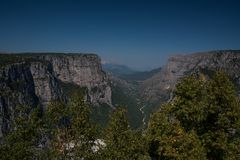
[102,107,150,160]
[45,95,99,160]
[147,104,207,160]
[44,100,72,159]
[0,105,44,160]
[69,94,98,159]
[146,71,240,159]
[203,71,240,159]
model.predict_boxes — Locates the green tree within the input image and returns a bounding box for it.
[69,94,99,159]
[147,104,207,160]
[0,105,44,160]
[203,71,240,159]
[102,107,150,160]
[147,71,240,160]
[44,100,71,159]
[45,95,99,160]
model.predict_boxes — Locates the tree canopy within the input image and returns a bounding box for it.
[0,105,44,160]
[101,107,150,160]
[1,71,240,160]
[146,71,240,159]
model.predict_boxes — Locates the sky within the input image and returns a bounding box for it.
[0,0,240,70]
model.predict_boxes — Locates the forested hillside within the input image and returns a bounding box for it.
[1,71,240,159]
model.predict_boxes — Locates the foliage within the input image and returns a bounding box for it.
[147,104,207,160]
[44,100,71,159]
[90,103,112,127]
[60,81,87,98]
[44,95,99,159]
[111,85,143,129]
[69,94,99,159]
[0,54,49,68]
[2,70,240,160]
[60,81,111,127]
[146,71,240,159]
[101,107,150,160]
[0,105,44,160]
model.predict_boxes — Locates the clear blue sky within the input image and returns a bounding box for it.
[0,0,240,70]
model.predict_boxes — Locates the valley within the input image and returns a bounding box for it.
[1,0,239,158]
[1,50,240,137]
[1,50,240,159]
[139,104,146,127]
[103,50,240,128]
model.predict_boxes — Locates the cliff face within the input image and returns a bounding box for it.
[30,61,63,108]
[38,54,112,106]
[0,61,63,138]
[141,50,240,105]
[0,53,112,139]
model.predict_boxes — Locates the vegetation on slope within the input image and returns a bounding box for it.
[1,71,240,159]
[146,71,240,159]
[111,85,143,129]
[60,81,112,128]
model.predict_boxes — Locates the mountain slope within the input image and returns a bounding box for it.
[102,63,136,76]
[102,63,161,81]
[104,66,162,129]
[0,53,112,138]
[140,50,240,116]
[118,67,161,81]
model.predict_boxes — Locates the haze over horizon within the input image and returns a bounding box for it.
[0,0,240,70]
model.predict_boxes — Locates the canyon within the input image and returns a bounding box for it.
[1,50,240,139]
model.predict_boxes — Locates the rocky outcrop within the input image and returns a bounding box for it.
[37,54,112,106]
[0,53,112,139]
[141,50,240,105]
[30,61,63,108]
[0,61,64,139]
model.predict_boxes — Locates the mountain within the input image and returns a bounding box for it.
[104,50,240,127]
[118,67,161,81]
[102,63,137,76]
[2,50,240,137]
[103,65,163,128]
[103,63,161,81]
[140,50,240,118]
[0,53,112,138]
[102,65,163,129]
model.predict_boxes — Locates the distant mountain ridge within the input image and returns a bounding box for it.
[102,63,137,76]
[103,63,161,81]
[118,67,161,81]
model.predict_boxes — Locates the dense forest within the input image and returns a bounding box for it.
[1,71,240,159]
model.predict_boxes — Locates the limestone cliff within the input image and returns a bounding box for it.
[0,53,112,139]
[0,61,63,138]
[30,61,63,108]
[37,54,112,105]
[141,50,240,106]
